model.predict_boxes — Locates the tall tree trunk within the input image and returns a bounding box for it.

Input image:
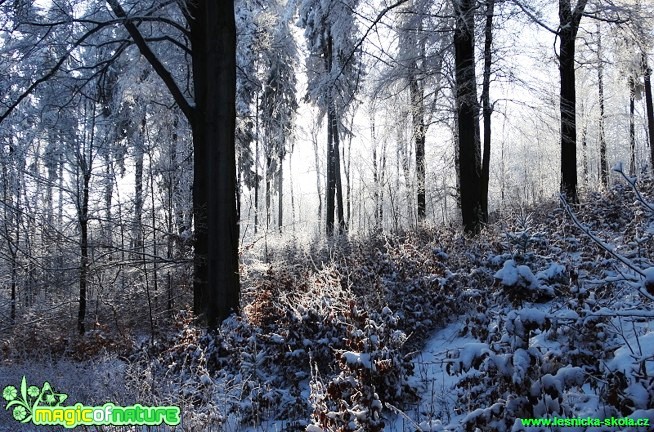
[629,76,637,176]
[326,99,336,237]
[278,153,283,233]
[2,147,18,324]
[409,76,426,223]
[409,64,426,223]
[77,102,95,335]
[333,113,345,234]
[642,54,654,172]
[266,155,272,230]
[112,0,240,326]
[188,0,239,327]
[644,57,654,173]
[597,26,608,187]
[398,124,413,227]
[132,115,145,254]
[481,0,494,223]
[371,111,380,230]
[254,92,260,234]
[311,116,322,233]
[559,0,588,203]
[345,118,353,228]
[104,154,113,251]
[581,120,589,184]
[454,0,482,234]
[289,151,296,232]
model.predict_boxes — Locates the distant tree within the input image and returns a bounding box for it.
[298,0,362,236]
[260,2,298,234]
[597,23,609,188]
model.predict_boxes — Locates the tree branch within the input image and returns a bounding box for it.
[333,0,410,84]
[106,0,194,124]
[0,20,115,123]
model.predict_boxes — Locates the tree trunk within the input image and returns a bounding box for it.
[311,115,322,233]
[254,93,260,234]
[345,120,353,228]
[559,0,588,203]
[79,171,89,335]
[371,111,380,230]
[582,120,589,184]
[481,0,494,223]
[132,115,145,254]
[410,76,426,223]
[409,64,426,223]
[597,25,608,187]
[189,0,239,327]
[333,113,345,234]
[77,108,94,335]
[644,57,654,173]
[326,99,336,237]
[630,76,636,176]
[454,0,482,234]
[278,152,283,233]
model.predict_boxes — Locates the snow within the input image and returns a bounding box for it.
[494,260,555,297]
[535,262,566,283]
[342,351,373,369]
[459,343,490,370]
[642,266,654,290]
[607,331,654,376]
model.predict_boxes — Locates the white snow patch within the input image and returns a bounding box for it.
[342,351,373,369]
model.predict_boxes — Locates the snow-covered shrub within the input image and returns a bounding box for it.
[307,304,414,432]
[494,260,555,304]
[448,306,592,432]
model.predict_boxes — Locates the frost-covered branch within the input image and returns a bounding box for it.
[612,162,654,214]
[559,194,645,279]
[0,20,116,123]
[332,0,410,84]
[106,0,194,123]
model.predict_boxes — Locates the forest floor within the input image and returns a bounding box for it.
[2,174,654,431]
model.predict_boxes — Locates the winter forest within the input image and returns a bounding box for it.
[1,0,654,430]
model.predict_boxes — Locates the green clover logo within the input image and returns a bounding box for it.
[3,376,68,424]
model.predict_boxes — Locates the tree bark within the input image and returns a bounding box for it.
[254,93,260,234]
[324,31,337,237]
[131,114,145,254]
[481,0,494,223]
[559,0,588,203]
[333,111,345,234]
[409,75,426,223]
[598,26,608,187]
[188,0,239,327]
[278,152,283,233]
[629,76,636,176]
[454,0,482,234]
[326,99,336,237]
[645,58,654,172]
